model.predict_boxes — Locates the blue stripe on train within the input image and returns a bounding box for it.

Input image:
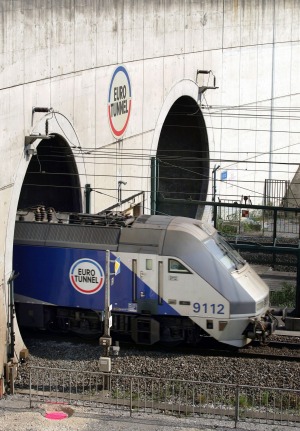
[13,245,179,316]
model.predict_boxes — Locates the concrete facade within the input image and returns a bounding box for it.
[1,0,300,373]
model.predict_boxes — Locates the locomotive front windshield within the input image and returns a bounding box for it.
[204,233,245,271]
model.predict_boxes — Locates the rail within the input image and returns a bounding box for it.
[14,366,300,428]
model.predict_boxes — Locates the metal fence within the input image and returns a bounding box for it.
[14,366,300,428]
[216,206,300,239]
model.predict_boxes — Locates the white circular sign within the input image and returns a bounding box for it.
[69,258,105,295]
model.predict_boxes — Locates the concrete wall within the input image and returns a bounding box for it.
[1,0,300,371]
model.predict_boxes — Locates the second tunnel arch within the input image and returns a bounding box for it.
[155,93,209,218]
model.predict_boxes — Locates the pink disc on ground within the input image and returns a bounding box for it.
[45,411,68,420]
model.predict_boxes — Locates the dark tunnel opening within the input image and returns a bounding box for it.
[18,134,82,213]
[156,96,209,218]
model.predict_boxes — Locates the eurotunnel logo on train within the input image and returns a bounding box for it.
[69,258,105,295]
[108,65,132,138]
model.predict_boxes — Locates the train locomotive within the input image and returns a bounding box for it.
[13,211,276,347]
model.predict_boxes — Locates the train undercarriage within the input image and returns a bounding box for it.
[15,303,208,345]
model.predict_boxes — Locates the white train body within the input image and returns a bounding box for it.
[13,214,274,347]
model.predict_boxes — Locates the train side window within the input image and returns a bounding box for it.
[146,259,153,270]
[168,259,191,273]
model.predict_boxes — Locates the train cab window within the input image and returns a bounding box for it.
[168,259,190,273]
[203,236,245,271]
[146,259,153,270]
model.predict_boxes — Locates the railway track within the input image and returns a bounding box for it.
[180,338,300,362]
[238,339,300,361]
[20,326,300,361]
[109,334,300,362]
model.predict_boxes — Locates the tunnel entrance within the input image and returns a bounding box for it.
[156,96,209,218]
[18,134,82,213]
[10,134,82,349]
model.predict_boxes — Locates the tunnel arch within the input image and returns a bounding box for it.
[152,80,209,218]
[18,134,82,213]
[4,118,86,361]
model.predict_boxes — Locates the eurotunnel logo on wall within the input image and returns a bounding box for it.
[69,258,105,295]
[108,65,132,138]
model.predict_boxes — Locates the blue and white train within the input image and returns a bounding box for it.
[13,212,276,347]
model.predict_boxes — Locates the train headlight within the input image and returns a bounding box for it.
[256,295,269,312]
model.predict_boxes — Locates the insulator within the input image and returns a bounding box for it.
[47,208,53,222]
[34,207,42,222]
[18,215,25,221]
[45,119,49,135]
[33,107,50,113]
[40,206,46,221]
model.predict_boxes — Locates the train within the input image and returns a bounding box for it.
[13,210,276,348]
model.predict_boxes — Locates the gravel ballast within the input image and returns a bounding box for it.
[14,336,300,389]
[1,336,300,431]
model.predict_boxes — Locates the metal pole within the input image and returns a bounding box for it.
[272,209,277,267]
[104,250,111,355]
[268,0,276,180]
[212,165,220,202]
[212,170,216,202]
[151,157,157,215]
[85,184,92,214]
[8,271,18,360]
[273,208,277,243]
[130,378,133,417]
[296,251,300,317]
[212,165,220,227]
[234,385,240,428]
[98,251,113,388]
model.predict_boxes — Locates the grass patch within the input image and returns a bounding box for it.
[270,282,296,308]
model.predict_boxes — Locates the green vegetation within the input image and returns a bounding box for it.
[270,282,296,308]
[238,394,251,408]
[218,222,239,235]
[241,221,261,232]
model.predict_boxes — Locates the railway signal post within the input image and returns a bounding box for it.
[99,250,112,356]
[99,251,121,387]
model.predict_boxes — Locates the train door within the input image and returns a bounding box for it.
[132,254,159,314]
[161,257,195,317]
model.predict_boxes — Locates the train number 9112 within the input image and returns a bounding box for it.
[193,302,225,314]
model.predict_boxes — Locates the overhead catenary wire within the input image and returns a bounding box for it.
[19,181,277,202]
[24,92,300,205]
[29,143,298,189]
